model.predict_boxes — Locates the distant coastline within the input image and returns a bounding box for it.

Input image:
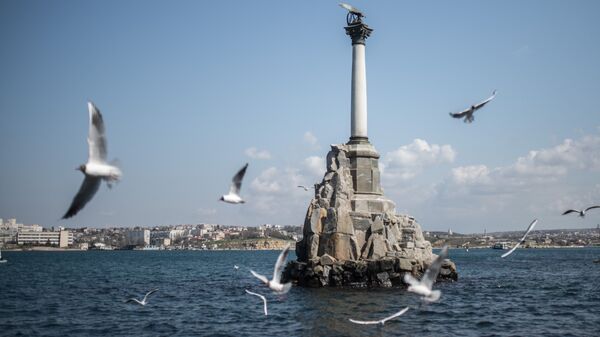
[5,245,598,252]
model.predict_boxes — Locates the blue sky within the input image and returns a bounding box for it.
[1,0,600,232]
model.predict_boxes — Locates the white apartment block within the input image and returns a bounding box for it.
[17,230,73,248]
[127,229,150,246]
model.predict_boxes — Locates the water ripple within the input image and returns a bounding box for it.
[0,248,599,336]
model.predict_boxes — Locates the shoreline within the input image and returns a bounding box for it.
[1,247,298,252]
[3,246,597,252]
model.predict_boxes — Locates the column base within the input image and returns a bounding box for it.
[347,136,369,145]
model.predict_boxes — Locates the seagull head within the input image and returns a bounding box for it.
[76,164,86,173]
[219,196,224,201]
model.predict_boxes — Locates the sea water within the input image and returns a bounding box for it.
[0,248,599,336]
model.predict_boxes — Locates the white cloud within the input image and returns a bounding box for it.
[244,147,271,160]
[303,131,318,146]
[246,166,311,219]
[448,134,600,193]
[303,156,326,177]
[451,165,491,185]
[382,138,456,181]
[429,132,600,228]
[250,167,282,193]
[506,136,600,177]
[374,131,600,231]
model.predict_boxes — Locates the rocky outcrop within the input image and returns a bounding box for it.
[285,143,457,287]
[283,249,457,288]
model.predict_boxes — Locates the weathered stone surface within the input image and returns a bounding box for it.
[370,234,387,259]
[282,254,457,287]
[371,216,384,233]
[380,258,394,271]
[285,142,457,287]
[397,258,413,272]
[440,259,458,281]
[375,272,392,287]
[308,234,319,260]
[320,253,337,266]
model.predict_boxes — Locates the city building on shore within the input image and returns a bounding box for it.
[126,229,150,246]
[1,218,43,243]
[17,229,73,248]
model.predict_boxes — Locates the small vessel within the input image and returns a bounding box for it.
[0,248,7,263]
[492,242,509,250]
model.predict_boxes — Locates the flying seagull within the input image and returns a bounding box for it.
[501,219,538,258]
[349,307,409,325]
[297,185,314,191]
[245,289,268,316]
[562,206,600,217]
[339,3,365,17]
[125,288,158,306]
[250,244,292,294]
[449,90,497,123]
[404,245,448,302]
[234,265,240,270]
[219,163,248,204]
[63,102,122,219]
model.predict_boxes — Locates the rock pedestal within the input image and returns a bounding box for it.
[283,143,457,287]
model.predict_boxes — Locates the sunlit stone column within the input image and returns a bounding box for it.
[345,21,372,143]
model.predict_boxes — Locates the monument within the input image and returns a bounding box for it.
[283,5,457,287]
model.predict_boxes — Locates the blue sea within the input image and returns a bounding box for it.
[1,248,599,337]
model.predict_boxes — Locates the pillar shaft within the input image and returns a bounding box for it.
[345,22,372,143]
[351,43,367,139]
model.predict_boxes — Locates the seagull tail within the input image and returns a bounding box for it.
[426,290,441,302]
[279,282,292,294]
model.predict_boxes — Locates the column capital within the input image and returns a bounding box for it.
[344,22,373,45]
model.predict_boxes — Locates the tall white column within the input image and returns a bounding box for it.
[345,20,372,143]
[351,43,367,139]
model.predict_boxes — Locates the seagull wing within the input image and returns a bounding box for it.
[87,102,107,163]
[562,209,580,215]
[380,307,410,324]
[403,273,420,287]
[339,3,363,16]
[501,219,538,258]
[125,298,142,305]
[229,163,249,195]
[449,108,471,118]
[143,288,158,302]
[348,318,382,325]
[62,176,102,219]
[272,244,290,283]
[250,270,270,285]
[348,307,409,325]
[584,205,600,212]
[421,245,448,289]
[473,90,497,110]
[245,289,268,315]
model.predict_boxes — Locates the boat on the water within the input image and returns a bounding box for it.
[492,242,510,250]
